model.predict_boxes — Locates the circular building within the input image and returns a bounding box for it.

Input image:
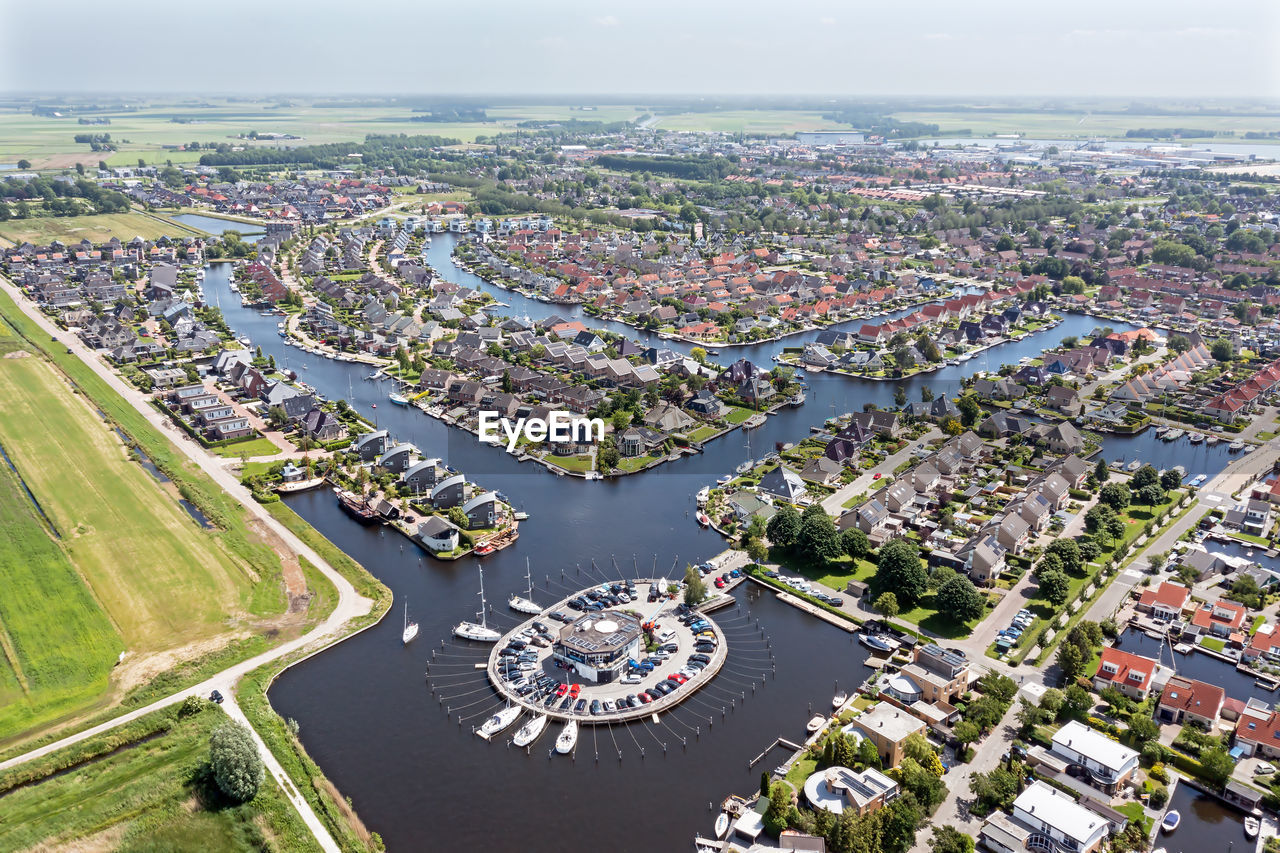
[803,766,900,816]
[552,612,643,684]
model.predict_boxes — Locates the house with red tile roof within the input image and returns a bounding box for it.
[1093,647,1158,700]
[1245,623,1280,664]
[1235,704,1280,758]
[1137,581,1189,621]
[1191,599,1248,638]
[1157,676,1224,728]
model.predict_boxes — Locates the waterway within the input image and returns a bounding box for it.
[173,213,264,242]
[1161,780,1252,853]
[1118,629,1278,708]
[194,239,1183,850]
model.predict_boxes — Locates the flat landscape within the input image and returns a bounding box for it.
[0,319,300,746]
[0,209,206,247]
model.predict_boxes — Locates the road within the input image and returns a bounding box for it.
[0,275,378,852]
[820,428,942,516]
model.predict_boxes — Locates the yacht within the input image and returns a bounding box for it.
[513,713,548,747]
[714,813,730,839]
[859,633,896,652]
[1205,434,1221,445]
[832,689,848,710]
[401,600,418,645]
[1154,425,1169,438]
[477,705,522,740]
[389,392,410,406]
[1189,432,1204,444]
[806,715,827,734]
[554,719,578,755]
[1164,429,1185,441]
[1160,810,1180,833]
[454,567,502,643]
[1230,440,1246,452]
[1125,460,1141,472]
[509,559,542,615]
[696,487,710,506]
[1245,816,1260,839]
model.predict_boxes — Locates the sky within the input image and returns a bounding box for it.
[3,0,1278,99]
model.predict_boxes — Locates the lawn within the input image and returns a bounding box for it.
[686,424,721,443]
[0,210,206,247]
[213,437,281,458]
[1201,636,1226,652]
[546,454,594,473]
[725,406,756,425]
[616,453,661,472]
[0,702,319,853]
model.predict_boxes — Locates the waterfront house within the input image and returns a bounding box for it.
[847,703,926,768]
[1246,623,1280,664]
[979,781,1110,853]
[759,466,808,503]
[1092,647,1158,701]
[461,491,499,529]
[802,767,899,817]
[1049,720,1140,793]
[1136,581,1189,621]
[1235,701,1280,758]
[430,474,466,509]
[851,409,900,438]
[378,443,416,473]
[893,644,969,704]
[799,456,842,485]
[1157,676,1224,728]
[302,408,347,442]
[1191,599,1248,638]
[414,515,459,552]
[401,459,442,494]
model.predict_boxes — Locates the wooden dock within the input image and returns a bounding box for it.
[773,591,857,632]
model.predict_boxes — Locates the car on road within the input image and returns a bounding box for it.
[210,689,224,704]
[873,472,882,480]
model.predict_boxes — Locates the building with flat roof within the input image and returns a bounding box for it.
[847,702,926,767]
[1049,720,1139,793]
[980,781,1110,853]
[802,766,898,816]
[552,612,642,684]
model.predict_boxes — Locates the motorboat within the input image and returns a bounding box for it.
[477,705,521,740]
[1245,444,1257,453]
[1160,810,1180,833]
[832,690,848,710]
[1189,432,1204,444]
[1125,460,1141,472]
[1164,429,1185,441]
[806,715,826,734]
[696,512,711,527]
[859,633,896,653]
[1190,474,1206,486]
[389,392,410,406]
[696,487,710,506]
[735,460,755,475]
[474,542,496,556]
[1154,425,1169,437]
[714,813,730,839]
[513,714,548,747]
[1245,816,1260,838]
[1206,434,1221,445]
[555,719,578,755]
[401,600,418,645]
[1230,440,1245,452]
[509,559,542,614]
[716,475,732,486]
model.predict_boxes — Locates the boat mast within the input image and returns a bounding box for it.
[525,557,534,599]
[478,567,488,628]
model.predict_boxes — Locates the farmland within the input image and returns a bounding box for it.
[0,309,310,747]
[0,702,319,852]
[0,209,206,247]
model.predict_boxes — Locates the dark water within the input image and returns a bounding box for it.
[173,213,264,243]
[1118,629,1277,706]
[1161,780,1251,853]
[178,499,213,529]
[1099,430,1236,482]
[197,242,1152,850]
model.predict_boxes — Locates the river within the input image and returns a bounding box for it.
[196,236,1198,850]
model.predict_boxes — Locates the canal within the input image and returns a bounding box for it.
[194,236,1197,850]
[1118,629,1279,707]
[1161,780,1252,853]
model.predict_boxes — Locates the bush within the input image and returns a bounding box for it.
[1149,783,1169,809]
[209,720,264,803]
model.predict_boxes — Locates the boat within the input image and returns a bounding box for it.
[696,512,711,527]
[832,690,848,710]
[735,460,755,475]
[513,510,529,521]
[401,600,418,644]
[335,488,378,523]
[389,392,409,406]
[1206,434,1221,445]
[1190,474,1206,486]
[743,414,767,430]
[1171,465,1187,478]
[714,813,729,839]
[1164,429,1185,441]
[1125,460,1141,472]
[454,567,502,642]
[788,392,806,408]
[1245,444,1257,453]
[509,558,542,615]
[1245,816,1260,838]
[946,359,960,366]
[859,633,896,652]
[474,542,496,556]
[1230,441,1245,452]
[1189,432,1204,444]
[477,705,521,740]
[513,714,548,747]
[716,475,732,486]
[1154,425,1169,437]
[555,719,578,754]
[276,476,325,494]
[696,487,710,506]
[1160,810,1180,833]
[806,715,826,734]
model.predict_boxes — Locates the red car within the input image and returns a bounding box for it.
[873,472,882,480]
[555,683,569,697]
[638,692,653,704]
[714,578,725,588]
[669,673,689,685]
[569,684,581,697]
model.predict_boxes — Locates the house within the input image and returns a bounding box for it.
[686,389,725,418]
[996,514,1030,554]
[759,466,808,503]
[1157,676,1224,728]
[429,474,467,509]
[1045,385,1083,415]
[1136,581,1189,621]
[642,402,695,433]
[1246,623,1280,664]
[1234,702,1280,759]
[846,702,926,768]
[960,535,1006,585]
[799,452,843,487]
[889,644,969,705]
[401,460,442,494]
[851,410,900,438]
[802,766,899,818]
[852,499,890,537]
[302,408,347,441]
[883,481,917,513]
[1092,647,1158,700]
[461,491,499,529]
[415,515,460,552]
[352,429,389,462]
[378,443,416,473]
[1036,421,1085,455]
[979,781,1111,853]
[1191,600,1248,638]
[1049,720,1140,793]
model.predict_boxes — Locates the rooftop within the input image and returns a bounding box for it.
[1051,720,1138,774]
[1013,781,1108,848]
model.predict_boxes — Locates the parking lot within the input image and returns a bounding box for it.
[487,578,729,724]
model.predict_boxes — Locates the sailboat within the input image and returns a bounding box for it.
[735,430,755,475]
[477,705,521,740]
[512,713,548,747]
[401,599,419,644]
[555,719,578,754]
[832,682,847,710]
[454,567,502,642]
[509,558,542,615]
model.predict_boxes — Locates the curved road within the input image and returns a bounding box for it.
[0,275,378,852]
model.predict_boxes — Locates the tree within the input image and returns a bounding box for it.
[841,527,870,560]
[683,564,707,605]
[1210,338,1234,362]
[1064,684,1092,716]
[1168,334,1191,353]
[1098,482,1131,511]
[1160,469,1182,491]
[209,721,263,803]
[1128,713,1160,745]
[690,346,707,364]
[936,575,985,622]
[1200,746,1235,789]
[1045,539,1083,575]
[872,540,928,608]
[894,384,908,407]
[767,504,801,548]
[874,591,900,620]
[1094,457,1110,483]
[1136,483,1166,506]
[1038,567,1070,605]
[761,771,771,798]
[746,537,768,563]
[1132,464,1159,490]
[892,756,945,811]
[1057,639,1086,683]
[1040,688,1064,719]
[902,732,934,766]
[880,794,921,853]
[763,781,793,837]
[17,159,30,170]
[953,720,981,751]
[266,405,288,429]
[957,394,981,427]
[1017,699,1045,730]
[799,509,843,561]
[929,826,975,853]
[857,735,881,769]
[969,767,1019,813]
[1085,503,1115,535]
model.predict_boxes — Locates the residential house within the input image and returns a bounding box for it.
[1157,676,1224,728]
[1049,720,1140,793]
[1092,647,1158,701]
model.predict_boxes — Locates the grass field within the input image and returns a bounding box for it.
[0,702,319,853]
[889,109,1280,141]
[0,209,207,247]
[213,437,281,458]
[651,109,843,134]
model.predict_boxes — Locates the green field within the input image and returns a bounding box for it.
[651,109,844,134]
[213,437,282,459]
[0,209,207,247]
[889,109,1280,141]
[0,703,319,852]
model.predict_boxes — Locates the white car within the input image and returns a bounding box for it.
[621,674,642,685]
[1256,762,1276,776]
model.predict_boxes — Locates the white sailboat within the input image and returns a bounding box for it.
[401,600,419,644]
[512,713,548,747]
[454,567,502,642]
[555,718,578,754]
[509,558,542,615]
[477,705,521,740]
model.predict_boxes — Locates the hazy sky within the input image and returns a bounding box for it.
[4,0,1277,98]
